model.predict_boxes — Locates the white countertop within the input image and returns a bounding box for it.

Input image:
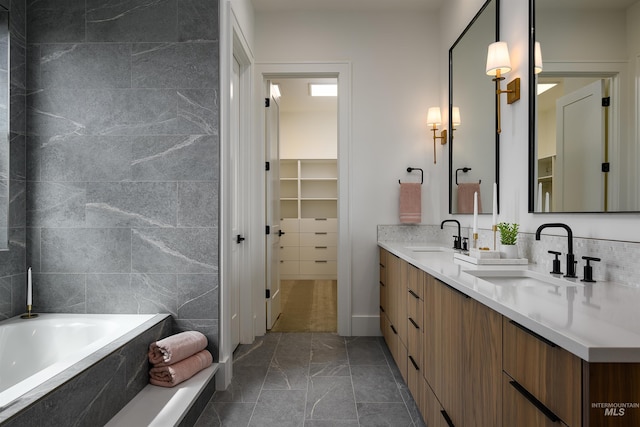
[379,240,640,363]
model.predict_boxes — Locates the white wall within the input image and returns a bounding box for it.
[255,10,440,323]
[280,111,338,159]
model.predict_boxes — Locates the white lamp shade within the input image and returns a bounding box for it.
[534,41,543,74]
[452,107,461,126]
[486,41,512,76]
[427,107,442,126]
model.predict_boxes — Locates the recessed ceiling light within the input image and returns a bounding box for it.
[537,83,557,95]
[309,83,337,97]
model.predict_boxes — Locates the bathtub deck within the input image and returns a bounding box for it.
[105,364,218,427]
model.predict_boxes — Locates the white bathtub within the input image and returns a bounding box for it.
[0,313,156,411]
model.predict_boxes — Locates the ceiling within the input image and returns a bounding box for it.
[252,0,443,12]
[272,78,337,113]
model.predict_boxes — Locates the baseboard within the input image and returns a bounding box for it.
[350,314,382,336]
[215,357,231,390]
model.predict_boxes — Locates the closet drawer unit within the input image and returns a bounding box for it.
[299,218,337,233]
[300,232,337,247]
[280,219,300,233]
[300,246,337,261]
[503,318,582,427]
[279,246,299,261]
[279,260,299,275]
[299,260,337,275]
[279,232,299,247]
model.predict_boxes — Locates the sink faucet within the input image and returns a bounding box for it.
[441,219,461,250]
[535,223,577,278]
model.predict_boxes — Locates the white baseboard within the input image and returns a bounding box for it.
[215,357,231,390]
[350,314,382,336]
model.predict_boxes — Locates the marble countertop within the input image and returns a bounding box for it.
[378,240,640,363]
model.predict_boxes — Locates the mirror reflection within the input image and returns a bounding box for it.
[449,0,498,214]
[0,5,8,248]
[531,0,640,213]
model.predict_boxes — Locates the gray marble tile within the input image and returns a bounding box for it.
[28,135,132,182]
[10,133,26,181]
[86,273,139,314]
[178,0,219,42]
[305,376,357,421]
[131,134,217,181]
[132,42,217,89]
[26,43,40,90]
[27,181,86,227]
[234,333,281,367]
[86,0,178,42]
[248,389,306,427]
[195,401,254,427]
[311,333,347,364]
[0,275,10,319]
[130,273,178,315]
[26,227,40,272]
[356,402,414,427]
[40,228,132,273]
[350,365,403,403]
[310,361,350,378]
[345,336,388,365]
[178,181,218,227]
[11,273,27,318]
[32,273,86,313]
[131,227,217,274]
[177,273,218,319]
[39,44,131,89]
[86,182,177,228]
[9,179,26,228]
[263,354,309,390]
[10,86,26,135]
[212,365,270,403]
[177,89,219,135]
[27,0,85,43]
[0,228,26,277]
[304,421,360,427]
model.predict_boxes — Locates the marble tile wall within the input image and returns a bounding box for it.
[21,0,220,354]
[378,224,640,287]
[0,0,27,320]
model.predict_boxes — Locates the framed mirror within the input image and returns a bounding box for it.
[529,0,640,213]
[449,0,499,214]
[0,4,8,249]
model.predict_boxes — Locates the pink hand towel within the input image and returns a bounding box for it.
[399,182,422,224]
[149,349,213,388]
[148,331,208,366]
[457,183,482,214]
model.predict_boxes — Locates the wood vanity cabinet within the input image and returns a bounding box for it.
[379,249,407,380]
[379,248,387,334]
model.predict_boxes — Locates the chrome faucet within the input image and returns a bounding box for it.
[535,223,577,278]
[441,219,461,250]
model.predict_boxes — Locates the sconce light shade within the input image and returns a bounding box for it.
[427,107,442,126]
[486,41,512,76]
[534,41,543,74]
[452,107,461,127]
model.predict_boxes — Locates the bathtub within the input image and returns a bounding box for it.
[0,313,172,426]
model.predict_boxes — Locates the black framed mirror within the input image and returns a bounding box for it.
[449,0,500,215]
[528,0,640,213]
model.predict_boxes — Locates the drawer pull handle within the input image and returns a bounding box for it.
[408,289,419,299]
[380,305,385,312]
[315,246,328,249]
[509,380,560,423]
[409,355,420,371]
[390,324,397,335]
[408,317,419,330]
[440,410,455,427]
[315,218,327,221]
[509,320,557,348]
[315,260,328,263]
[315,232,328,235]
[379,281,385,286]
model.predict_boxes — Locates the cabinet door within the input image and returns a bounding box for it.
[422,378,449,427]
[503,373,568,427]
[379,248,387,334]
[386,254,400,330]
[397,259,408,346]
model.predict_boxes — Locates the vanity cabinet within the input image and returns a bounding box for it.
[379,249,407,380]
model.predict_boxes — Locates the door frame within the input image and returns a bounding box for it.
[254,62,352,337]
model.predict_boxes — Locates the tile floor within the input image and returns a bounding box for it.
[195,333,426,426]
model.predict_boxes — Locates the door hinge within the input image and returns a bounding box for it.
[266,225,271,235]
[265,161,270,171]
[265,97,270,107]
[266,289,271,299]
[602,97,610,107]
[602,162,610,173]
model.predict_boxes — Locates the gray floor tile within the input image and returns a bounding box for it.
[194,401,255,427]
[350,365,403,403]
[345,337,387,365]
[249,389,306,427]
[305,376,357,421]
[356,402,414,427]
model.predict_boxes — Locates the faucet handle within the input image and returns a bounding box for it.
[548,250,562,275]
[452,235,460,249]
[581,256,601,283]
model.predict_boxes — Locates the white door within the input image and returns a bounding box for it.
[556,80,606,211]
[265,82,282,330]
[229,57,242,350]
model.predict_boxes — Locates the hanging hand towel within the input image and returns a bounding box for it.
[149,349,213,388]
[399,182,422,224]
[148,331,208,366]
[457,183,482,214]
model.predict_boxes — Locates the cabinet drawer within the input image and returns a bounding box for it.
[279,246,299,261]
[279,260,299,275]
[300,218,337,232]
[280,219,300,233]
[407,353,422,407]
[279,232,299,247]
[503,373,566,427]
[407,264,423,300]
[407,315,422,367]
[299,260,337,275]
[503,318,582,427]
[300,232,337,246]
[300,245,337,261]
[407,288,423,330]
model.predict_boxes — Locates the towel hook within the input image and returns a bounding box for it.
[455,167,481,185]
[399,167,423,184]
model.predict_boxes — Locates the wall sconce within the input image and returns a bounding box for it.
[485,41,520,134]
[427,107,447,164]
[534,41,543,74]
[451,107,461,139]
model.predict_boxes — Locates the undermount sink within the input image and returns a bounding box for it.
[405,246,452,253]
[463,269,585,288]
